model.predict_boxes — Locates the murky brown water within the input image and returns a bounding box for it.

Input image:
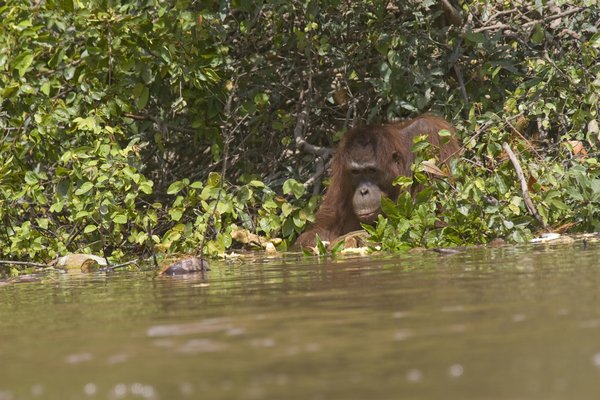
[2,243,600,399]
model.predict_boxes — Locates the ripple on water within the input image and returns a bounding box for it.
[176,338,227,354]
[108,383,158,399]
[0,390,13,400]
[146,317,237,337]
[83,383,97,396]
[405,369,423,383]
[448,364,464,378]
[64,352,93,364]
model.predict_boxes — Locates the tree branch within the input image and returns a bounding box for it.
[293,52,333,159]
[502,142,547,228]
[439,0,462,26]
[473,6,584,33]
[123,113,198,135]
[522,6,584,28]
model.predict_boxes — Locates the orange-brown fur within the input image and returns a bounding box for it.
[295,115,459,248]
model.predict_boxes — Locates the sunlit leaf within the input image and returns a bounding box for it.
[167,180,186,195]
[13,51,34,77]
[113,214,128,224]
[283,179,305,199]
[84,224,98,233]
[75,182,94,195]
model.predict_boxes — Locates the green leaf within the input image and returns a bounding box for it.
[413,171,428,184]
[24,171,39,185]
[464,31,485,44]
[41,81,51,96]
[139,181,153,195]
[283,179,305,199]
[57,179,71,197]
[591,179,600,195]
[112,214,128,224]
[396,192,413,218]
[236,186,251,203]
[530,23,545,45]
[330,239,345,254]
[169,208,183,222]
[254,92,269,107]
[292,213,305,228]
[249,180,265,188]
[134,232,149,245]
[73,116,98,131]
[412,140,430,153]
[315,235,327,255]
[136,85,150,109]
[64,66,76,80]
[75,182,94,195]
[381,196,400,220]
[50,201,64,213]
[503,220,514,230]
[281,202,294,217]
[48,48,65,68]
[282,218,295,237]
[207,172,222,188]
[84,224,98,233]
[1,84,18,98]
[167,180,186,194]
[60,0,74,12]
[13,51,34,77]
[75,210,90,219]
[438,129,452,138]
[36,218,49,230]
[393,176,413,190]
[438,129,452,144]
[362,224,376,236]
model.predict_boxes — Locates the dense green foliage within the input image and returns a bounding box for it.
[0,0,599,269]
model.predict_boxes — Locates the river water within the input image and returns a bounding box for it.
[2,243,600,399]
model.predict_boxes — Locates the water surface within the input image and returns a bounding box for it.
[2,243,600,399]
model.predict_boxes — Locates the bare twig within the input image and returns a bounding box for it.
[107,20,113,86]
[109,259,139,270]
[147,221,159,269]
[453,64,469,105]
[473,22,511,33]
[473,6,584,33]
[294,49,334,194]
[502,142,547,228]
[294,92,333,157]
[294,51,333,158]
[343,99,357,130]
[485,8,518,23]
[197,81,247,267]
[303,155,328,196]
[505,118,544,160]
[123,113,198,135]
[522,7,584,28]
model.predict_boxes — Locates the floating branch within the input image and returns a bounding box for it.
[0,260,49,268]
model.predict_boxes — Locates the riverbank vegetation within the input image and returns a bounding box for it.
[0,0,598,271]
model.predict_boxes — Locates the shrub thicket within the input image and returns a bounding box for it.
[0,1,598,267]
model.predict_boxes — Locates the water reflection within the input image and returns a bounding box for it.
[1,243,600,398]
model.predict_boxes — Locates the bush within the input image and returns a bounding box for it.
[0,0,598,268]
